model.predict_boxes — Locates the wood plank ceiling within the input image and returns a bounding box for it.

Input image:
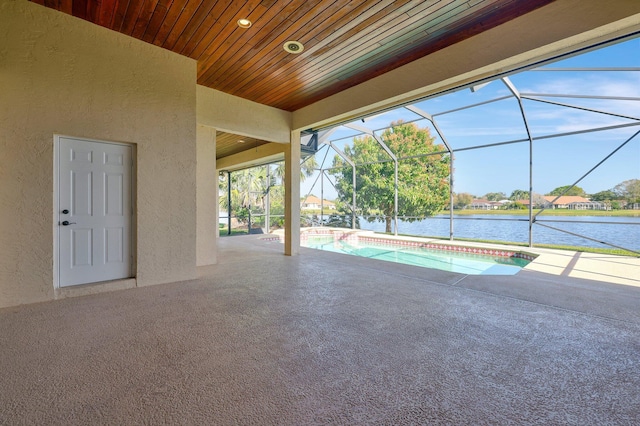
[30,0,553,112]
[215,131,270,159]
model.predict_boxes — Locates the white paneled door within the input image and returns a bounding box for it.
[58,137,132,287]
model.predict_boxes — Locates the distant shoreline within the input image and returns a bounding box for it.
[304,209,640,218]
[443,209,640,217]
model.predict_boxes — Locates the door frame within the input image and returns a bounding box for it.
[53,135,137,289]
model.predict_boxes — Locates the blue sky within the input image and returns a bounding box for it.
[302,36,640,200]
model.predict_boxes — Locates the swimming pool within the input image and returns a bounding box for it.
[296,230,535,275]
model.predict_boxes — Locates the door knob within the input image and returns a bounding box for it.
[61,221,76,226]
[62,209,69,214]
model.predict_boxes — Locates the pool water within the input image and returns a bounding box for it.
[303,236,531,275]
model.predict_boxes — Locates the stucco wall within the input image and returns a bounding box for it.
[0,0,197,307]
[197,85,292,144]
[196,125,217,266]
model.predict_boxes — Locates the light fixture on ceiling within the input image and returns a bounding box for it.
[237,139,245,144]
[237,19,252,28]
[283,41,304,54]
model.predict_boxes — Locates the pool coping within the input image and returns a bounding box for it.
[266,228,539,263]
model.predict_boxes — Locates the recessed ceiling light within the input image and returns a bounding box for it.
[283,41,304,54]
[237,140,245,143]
[237,19,252,28]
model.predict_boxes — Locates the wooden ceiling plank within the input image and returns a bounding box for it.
[97,0,120,27]
[174,0,235,55]
[159,0,205,49]
[196,0,295,84]
[198,0,331,88]
[85,0,102,23]
[272,0,552,110]
[246,1,484,107]
[142,0,175,42]
[290,0,444,73]
[195,2,274,76]
[304,0,414,63]
[425,0,506,35]
[131,0,161,39]
[311,3,433,72]
[309,0,382,44]
[111,0,132,30]
[150,0,189,46]
[187,0,264,59]
[230,0,405,101]
[246,0,333,53]
[310,2,469,75]
[223,0,380,97]
[72,0,88,19]
[259,10,487,107]
[246,0,312,50]
[212,0,368,94]
[119,0,145,34]
[59,0,73,14]
[233,14,400,104]
[264,44,465,108]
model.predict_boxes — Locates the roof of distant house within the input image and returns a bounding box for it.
[302,195,335,205]
[543,196,590,204]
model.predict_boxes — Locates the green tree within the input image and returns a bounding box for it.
[220,158,319,229]
[219,167,268,222]
[614,179,640,204]
[509,189,529,201]
[590,190,617,202]
[330,121,450,233]
[453,193,473,209]
[274,155,318,181]
[484,192,506,201]
[547,185,586,197]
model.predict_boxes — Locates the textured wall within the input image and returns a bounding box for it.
[196,125,217,266]
[0,0,197,307]
[197,85,292,144]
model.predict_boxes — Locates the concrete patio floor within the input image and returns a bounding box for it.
[1,235,639,424]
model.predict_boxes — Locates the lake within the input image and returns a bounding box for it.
[350,214,640,252]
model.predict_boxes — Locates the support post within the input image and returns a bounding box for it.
[227,171,232,236]
[449,154,454,240]
[320,170,324,226]
[265,165,270,233]
[352,166,356,229]
[196,124,217,265]
[284,131,301,256]
[394,160,398,235]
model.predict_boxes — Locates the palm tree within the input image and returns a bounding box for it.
[219,166,268,217]
[273,155,318,182]
[220,156,319,228]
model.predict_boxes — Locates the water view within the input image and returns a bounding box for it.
[345,215,640,252]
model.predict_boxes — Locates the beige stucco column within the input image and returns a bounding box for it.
[196,124,217,265]
[284,130,301,256]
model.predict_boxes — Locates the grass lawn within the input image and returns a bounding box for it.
[219,228,247,237]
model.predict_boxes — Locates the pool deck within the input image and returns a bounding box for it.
[1,234,639,424]
[281,228,640,287]
[389,235,640,287]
